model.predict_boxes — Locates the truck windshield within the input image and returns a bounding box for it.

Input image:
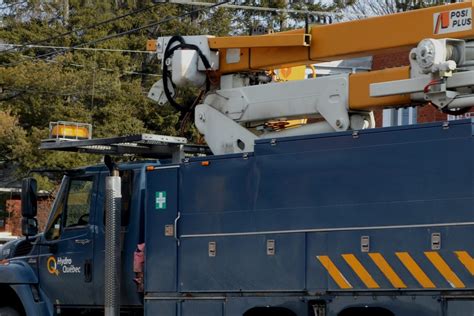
[45,176,94,240]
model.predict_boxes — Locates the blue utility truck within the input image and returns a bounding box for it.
[0,119,472,316]
[4,2,474,313]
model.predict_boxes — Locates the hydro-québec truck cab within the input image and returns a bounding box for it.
[0,161,151,315]
[0,130,207,316]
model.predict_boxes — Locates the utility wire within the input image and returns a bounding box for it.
[167,0,368,18]
[0,43,153,54]
[12,53,161,77]
[1,77,158,99]
[0,1,163,54]
[3,0,231,67]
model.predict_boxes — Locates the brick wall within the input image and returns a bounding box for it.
[372,49,411,71]
[5,198,53,237]
[418,105,448,122]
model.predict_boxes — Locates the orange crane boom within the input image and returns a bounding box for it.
[203,1,474,110]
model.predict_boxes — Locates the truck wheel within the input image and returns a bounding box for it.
[0,307,20,316]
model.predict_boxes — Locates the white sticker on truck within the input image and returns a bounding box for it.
[434,8,472,35]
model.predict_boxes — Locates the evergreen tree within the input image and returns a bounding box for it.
[0,0,351,188]
[231,0,353,34]
[0,0,231,186]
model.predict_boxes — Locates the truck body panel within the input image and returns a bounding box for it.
[0,262,38,284]
[143,119,473,314]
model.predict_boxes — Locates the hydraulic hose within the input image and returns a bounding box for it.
[162,35,212,113]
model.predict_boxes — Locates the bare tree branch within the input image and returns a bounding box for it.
[345,0,463,18]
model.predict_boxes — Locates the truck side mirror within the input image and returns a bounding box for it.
[21,177,37,218]
[22,217,38,237]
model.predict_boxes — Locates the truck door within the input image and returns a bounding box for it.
[38,174,97,306]
[145,166,179,293]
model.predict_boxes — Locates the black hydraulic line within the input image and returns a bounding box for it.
[162,35,212,112]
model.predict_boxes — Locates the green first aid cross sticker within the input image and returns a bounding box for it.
[155,191,167,210]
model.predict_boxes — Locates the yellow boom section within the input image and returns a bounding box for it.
[211,1,474,72]
[208,1,474,110]
[349,67,411,111]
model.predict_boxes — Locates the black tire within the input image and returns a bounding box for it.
[0,307,20,316]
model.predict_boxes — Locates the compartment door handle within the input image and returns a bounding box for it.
[174,212,181,246]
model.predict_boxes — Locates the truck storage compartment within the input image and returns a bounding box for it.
[178,233,306,292]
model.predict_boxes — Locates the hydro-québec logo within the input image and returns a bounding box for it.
[434,9,472,35]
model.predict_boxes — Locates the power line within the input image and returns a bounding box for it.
[3,0,231,67]
[64,1,232,48]
[1,0,357,66]
[1,87,89,97]
[0,43,153,54]
[167,0,367,18]
[0,1,163,54]
[12,53,161,77]
[1,76,161,99]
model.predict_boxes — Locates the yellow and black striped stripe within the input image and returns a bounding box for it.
[454,251,474,275]
[317,255,353,289]
[425,252,465,288]
[342,254,380,288]
[317,250,473,289]
[369,253,407,288]
[396,252,436,288]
